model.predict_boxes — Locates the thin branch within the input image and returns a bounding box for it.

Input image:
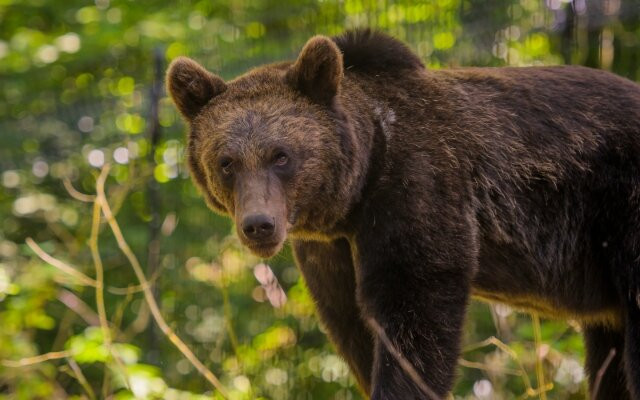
[57,289,100,326]
[1,350,73,367]
[91,169,112,344]
[67,358,97,400]
[27,237,154,295]
[26,237,98,287]
[464,336,517,356]
[531,313,551,400]
[221,271,240,358]
[522,384,554,400]
[91,167,130,392]
[51,309,76,352]
[111,289,135,334]
[46,221,80,255]
[463,335,534,391]
[458,358,522,376]
[591,348,616,400]
[62,177,96,202]
[367,317,442,400]
[95,164,229,398]
[106,271,159,295]
[122,300,151,341]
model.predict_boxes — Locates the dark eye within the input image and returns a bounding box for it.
[220,158,234,175]
[273,152,289,167]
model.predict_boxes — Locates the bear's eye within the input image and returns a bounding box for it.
[273,152,289,167]
[220,158,234,175]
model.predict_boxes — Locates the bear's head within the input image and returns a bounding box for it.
[167,36,365,258]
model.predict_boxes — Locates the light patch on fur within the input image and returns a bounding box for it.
[374,104,396,144]
[472,290,623,328]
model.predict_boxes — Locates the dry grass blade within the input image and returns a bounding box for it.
[463,336,534,394]
[221,274,240,358]
[1,350,73,367]
[57,289,101,326]
[27,236,155,296]
[458,358,522,376]
[95,164,229,398]
[531,313,550,400]
[91,167,131,392]
[67,358,97,400]
[590,348,616,400]
[26,238,98,287]
[91,169,113,345]
[367,317,442,400]
[106,272,158,295]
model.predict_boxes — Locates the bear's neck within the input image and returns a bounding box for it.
[327,75,389,237]
[290,74,394,241]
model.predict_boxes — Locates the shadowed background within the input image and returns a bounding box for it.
[0,0,638,399]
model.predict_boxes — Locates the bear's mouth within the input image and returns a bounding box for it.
[245,240,284,258]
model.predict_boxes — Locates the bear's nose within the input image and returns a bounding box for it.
[241,214,275,241]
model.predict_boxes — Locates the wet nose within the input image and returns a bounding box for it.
[241,214,275,240]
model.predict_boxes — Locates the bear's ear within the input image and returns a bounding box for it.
[166,57,227,120]
[286,36,343,105]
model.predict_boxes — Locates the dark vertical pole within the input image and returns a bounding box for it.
[146,47,164,365]
[614,5,640,79]
[585,3,602,68]
[561,1,575,65]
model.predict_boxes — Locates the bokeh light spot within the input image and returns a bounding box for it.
[88,149,105,167]
[55,33,81,53]
[113,147,129,164]
[77,116,94,132]
[32,160,49,178]
[36,45,59,64]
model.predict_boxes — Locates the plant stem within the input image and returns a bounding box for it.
[96,164,229,398]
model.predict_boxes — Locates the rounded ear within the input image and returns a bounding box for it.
[286,36,343,105]
[166,57,227,120]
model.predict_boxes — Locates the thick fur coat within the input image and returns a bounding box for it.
[167,29,640,399]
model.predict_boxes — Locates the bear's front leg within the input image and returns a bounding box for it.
[354,206,477,399]
[292,238,375,394]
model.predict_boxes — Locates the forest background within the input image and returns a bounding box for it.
[1,0,638,399]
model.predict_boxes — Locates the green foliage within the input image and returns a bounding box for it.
[1,0,640,399]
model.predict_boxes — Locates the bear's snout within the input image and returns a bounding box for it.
[233,171,287,258]
[241,213,276,241]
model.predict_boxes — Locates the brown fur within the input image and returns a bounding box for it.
[168,29,640,399]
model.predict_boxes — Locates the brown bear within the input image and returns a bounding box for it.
[167,29,640,399]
